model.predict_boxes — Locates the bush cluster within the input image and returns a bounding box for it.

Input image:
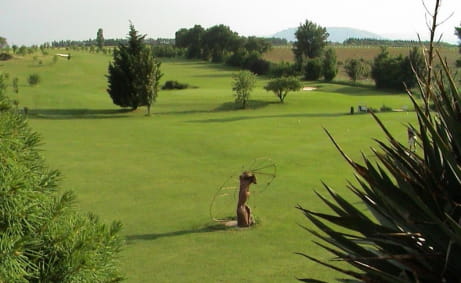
[0,52,12,61]
[27,73,41,86]
[152,45,185,58]
[371,47,425,90]
[162,80,189,90]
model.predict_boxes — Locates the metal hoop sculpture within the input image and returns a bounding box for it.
[209,157,276,223]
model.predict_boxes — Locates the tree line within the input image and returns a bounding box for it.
[174,24,275,75]
[342,37,454,47]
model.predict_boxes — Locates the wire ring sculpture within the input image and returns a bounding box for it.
[209,157,277,223]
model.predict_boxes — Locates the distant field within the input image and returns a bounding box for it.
[1,51,419,282]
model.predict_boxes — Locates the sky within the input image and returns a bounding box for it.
[1,0,460,46]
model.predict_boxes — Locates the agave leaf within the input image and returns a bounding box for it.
[298,207,384,258]
[296,252,364,281]
[313,240,403,276]
[323,185,373,223]
[299,210,416,277]
[315,186,348,217]
[410,93,461,185]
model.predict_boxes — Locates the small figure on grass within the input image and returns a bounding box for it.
[237,171,257,227]
[408,127,417,152]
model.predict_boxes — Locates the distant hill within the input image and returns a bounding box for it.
[272,27,383,43]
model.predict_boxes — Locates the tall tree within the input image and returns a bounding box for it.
[244,36,271,54]
[202,25,240,62]
[292,20,329,68]
[175,25,205,59]
[96,28,104,50]
[107,23,162,115]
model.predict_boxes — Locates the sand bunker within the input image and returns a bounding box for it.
[302,86,317,91]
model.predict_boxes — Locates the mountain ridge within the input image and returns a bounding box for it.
[272,27,384,43]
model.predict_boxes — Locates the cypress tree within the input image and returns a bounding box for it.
[107,23,162,115]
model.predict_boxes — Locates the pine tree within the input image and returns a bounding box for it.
[107,23,162,115]
[0,74,123,282]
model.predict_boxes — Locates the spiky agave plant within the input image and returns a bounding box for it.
[297,2,461,282]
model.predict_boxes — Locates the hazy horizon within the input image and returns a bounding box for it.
[1,0,459,46]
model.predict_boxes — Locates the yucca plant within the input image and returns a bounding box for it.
[297,1,461,282]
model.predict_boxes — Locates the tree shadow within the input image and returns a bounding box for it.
[214,100,277,112]
[154,100,275,116]
[316,82,402,96]
[188,112,349,123]
[27,108,132,120]
[192,73,232,78]
[125,222,233,244]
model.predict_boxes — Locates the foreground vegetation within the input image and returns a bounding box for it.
[0,66,123,282]
[1,49,420,281]
[299,2,461,281]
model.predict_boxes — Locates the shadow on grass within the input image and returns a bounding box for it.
[125,222,233,243]
[317,81,402,96]
[155,100,276,116]
[27,108,132,120]
[192,73,233,78]
[188,112,349,123]
[214,100,277,111]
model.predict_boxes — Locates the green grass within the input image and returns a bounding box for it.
[1,50,418,282]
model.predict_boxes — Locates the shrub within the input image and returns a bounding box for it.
[344,58,371,83]
[269,61,299,78]
[225,50,247,67]
[28,73,41,86]
[371,47,425,90]
[162,80,189,90]
[0,52,12,61]
[322,48,338,81]
[152,45,185,58]
[304,58,322,80]
[242,52,271,75]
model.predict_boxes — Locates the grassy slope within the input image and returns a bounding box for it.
[2,51,418,282]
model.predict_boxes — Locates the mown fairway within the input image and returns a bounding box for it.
[2,51,418,282]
